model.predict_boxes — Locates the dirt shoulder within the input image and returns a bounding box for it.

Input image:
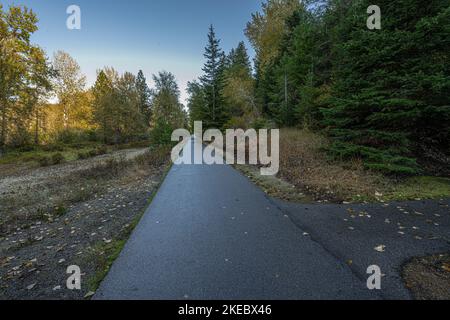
[0,147,171,299]
[403,254,450,300]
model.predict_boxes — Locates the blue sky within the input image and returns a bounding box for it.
[2,0,262,104]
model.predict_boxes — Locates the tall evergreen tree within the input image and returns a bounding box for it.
[321,0,450,174]
[187,80,207,128]
[136,70,152,126]
[228,41,252,74]
[92,70,114,143]
[200,25,227,128]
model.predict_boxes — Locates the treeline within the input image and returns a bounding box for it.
[188,26,260,130]
[0,4,186,151]
[190,0,450,175]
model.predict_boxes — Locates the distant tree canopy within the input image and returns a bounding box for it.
[1,2,449,175]
[92,68,145,144]
[188,0,449,175]
[0,4,187,149]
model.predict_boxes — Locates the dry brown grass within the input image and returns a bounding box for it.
[278,128,389,202]
[0,146,171,235]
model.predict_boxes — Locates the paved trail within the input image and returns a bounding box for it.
[95,139,449,300]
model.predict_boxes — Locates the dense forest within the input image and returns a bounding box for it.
[1,1,449,176]
[0,4,187,152]
[189,0,450,175]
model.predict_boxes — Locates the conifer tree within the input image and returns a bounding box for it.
[321,0,450,174]
[200,25,227,128]
[136,70,152,126]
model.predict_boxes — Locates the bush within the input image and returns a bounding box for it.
[53,205,67,217]
[37,153,65,166]
[224,117,249,130]
[16,145,37,152]
[38,156,51,167]
[88,149,98,157]
[251,118,275,130]
[134,146,171,168]
[51,153,65,165]
[55,129,101,145]
[114,140,152,150]
[77,146,108,160]
[41,144,65,152]
[95,146,108,155]
[77,151,89,160]
[150,120,173,146]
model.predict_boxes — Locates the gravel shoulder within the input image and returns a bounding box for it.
[0,148,148,196]
[0,147,170,299]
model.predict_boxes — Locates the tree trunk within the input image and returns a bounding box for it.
[212,84,216,122]
[34,108,39,145]
[63,104,69,129]
[0,100,7,150]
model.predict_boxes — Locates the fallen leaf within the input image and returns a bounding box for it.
[374,245,386,252]
[27,283,37,290]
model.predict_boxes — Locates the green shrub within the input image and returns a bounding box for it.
[55,129,100,145]
[77,146,108,160]
[251,118,275,130]
[41,144,65,152]
[77,152,89,160]
[224,117,249,130]
[88,149,98,157]
[327,141,420,175]
[95,146,108,155]
[51,153,65,165]
[53,205,67,217]
[134,146,171,168]
[150,120,173,146]
[16,145,37,152]
[38,156,51,167]
[115,140,151,150]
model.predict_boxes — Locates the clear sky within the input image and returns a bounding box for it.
[2,0,262,104]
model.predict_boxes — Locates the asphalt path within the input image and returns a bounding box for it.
[95,139,449,300]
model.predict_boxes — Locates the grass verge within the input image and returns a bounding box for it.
[381,176,450,202]
[239,128,450,203]
[0,140,153,167]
